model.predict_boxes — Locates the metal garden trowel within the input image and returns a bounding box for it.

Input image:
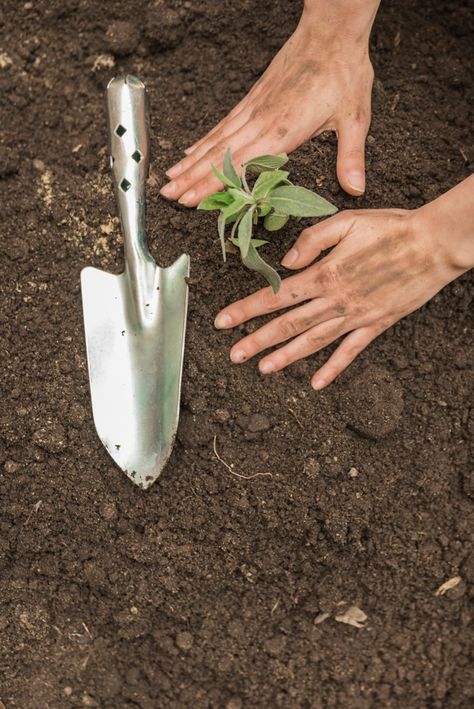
[81,75,189,489]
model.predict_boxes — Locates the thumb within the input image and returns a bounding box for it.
[336,118,368,196]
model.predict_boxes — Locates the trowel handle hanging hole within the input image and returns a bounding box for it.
[120,178,131,192]
[115,124,127,137]
[131,149,143,163]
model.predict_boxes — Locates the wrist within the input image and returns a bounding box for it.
[302,0,380,49]
[413,176,474,276]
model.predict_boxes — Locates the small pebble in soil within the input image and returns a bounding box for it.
[4,460,20,473]
[105,21,140,56]
[348,467,359,478]
[338,365,404,439]
[175,630,193,651]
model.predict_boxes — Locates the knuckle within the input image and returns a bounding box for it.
[277,316,299,339]
[318,263,341,289]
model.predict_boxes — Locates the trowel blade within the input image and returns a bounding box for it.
[81,254,189,489]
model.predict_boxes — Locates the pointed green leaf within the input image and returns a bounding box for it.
[198,191,233,210]
[230,237,269,249]
[222,194,250,224]
[263,211,289,231]
[211,163,240,189]
[236,205,256,259]
[268,185,338,217]
[252,170,290,200]
[242,243,281,293]
[218,211,227,262]
[227,187,255,204]
[244,153,289,174]
[250,238,269,248]
[230,212,244,241]
[223,147,241,188]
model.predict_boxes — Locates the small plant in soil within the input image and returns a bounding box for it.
[198,148,337,292]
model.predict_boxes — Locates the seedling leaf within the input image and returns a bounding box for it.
[269,185,338,217]
[218,211,227,262]
[264,211,289,231]
[227,187,255,205]
[244,153,289,174]
[223,147,241,188]
[198,191,233,210]
[198,150,337,290]
[237,205,256,259]
[211,163,241,189]
[250,238,269,248]
[252,170,290,200]
[242,243,281,293]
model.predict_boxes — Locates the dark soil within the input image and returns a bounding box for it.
[1,1,473,707]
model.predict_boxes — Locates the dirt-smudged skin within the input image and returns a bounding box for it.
[0,1,473,708]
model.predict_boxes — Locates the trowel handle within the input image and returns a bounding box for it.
[106,75,152,264]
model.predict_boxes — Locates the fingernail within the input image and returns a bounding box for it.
[259,360,275,375]
[281,248,298,267]
[347,172,365,194]
[312,377,326,390]
[178,189,195,205]
[214,313,233,329]
[231,349,247,364]
[166,164,183,178]
[160,182,177,198]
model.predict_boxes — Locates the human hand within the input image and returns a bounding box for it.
[161,1,379,206]
[213,202,468,389]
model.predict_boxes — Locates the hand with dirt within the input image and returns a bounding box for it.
[160,0,380,206]
[213,176,474,389]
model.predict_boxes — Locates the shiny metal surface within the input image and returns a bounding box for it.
[81,75,190,489]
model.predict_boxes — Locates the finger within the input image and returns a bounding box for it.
[229,297,339,363]
[311,326,378,389]
[336,115,369,196]
[214,270,317,330]
[169,133,281,207]
[281,212,354,269]
[160,120,267,202]
[166,104,254,178]
[257,317,348,374]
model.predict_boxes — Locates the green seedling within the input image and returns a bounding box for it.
[198,148,337,292]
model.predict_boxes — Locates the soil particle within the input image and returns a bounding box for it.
[31,420,68,453]
[175,630,194,651]
[105,20,140,56]
[146,2,185,51]
[100,500,118,521]
[226,698,243,709]
[339,365,404,439]
[246,412,271,433]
